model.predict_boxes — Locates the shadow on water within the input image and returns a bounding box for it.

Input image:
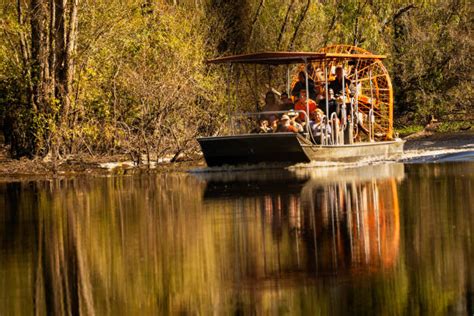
[0,162,473,315]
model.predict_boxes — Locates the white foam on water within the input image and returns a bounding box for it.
[98,157,172,170]
[401,147,474,163]
[99,161,135,170]
[189,162,291,174]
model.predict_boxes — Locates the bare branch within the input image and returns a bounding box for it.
[248,0,265,41]
[381,4,416,30]
[276,0,295,50]
[288,0,311,50]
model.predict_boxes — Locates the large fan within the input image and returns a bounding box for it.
[293,45,394,140]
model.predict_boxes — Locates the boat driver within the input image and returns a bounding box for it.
[329,66,351,97]
[291,71,317,101]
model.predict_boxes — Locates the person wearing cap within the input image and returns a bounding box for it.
[294,89,317,121]
[275,114,299,133]
[291,71,317,101]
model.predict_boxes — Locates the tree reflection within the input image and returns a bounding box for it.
[0,163,472,315]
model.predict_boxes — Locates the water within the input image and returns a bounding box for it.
[0,160,473,315]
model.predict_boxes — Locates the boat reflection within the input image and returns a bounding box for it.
[197,163,404,278]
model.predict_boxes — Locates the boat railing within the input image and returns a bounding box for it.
[329,112,339,145]
[229,110,310,136]
[368,109,375,142]
[229,110,356,146]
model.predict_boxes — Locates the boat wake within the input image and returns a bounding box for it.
[401,147,474,163]
[189,162,296,174]
[191,148,474,175]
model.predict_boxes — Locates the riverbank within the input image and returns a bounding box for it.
[0,130,473,181]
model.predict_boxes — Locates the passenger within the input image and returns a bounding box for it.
[294,89,317,122]
[309,109,331,144]
[280,92,294,111]
[318,88,340,118]
[271,119,279,132]
[291,71,317,100]
[288,111,304,132]
[276,115,299,133]
[262,91,281,123]
[329,66,351,97]
[252,119,272,133]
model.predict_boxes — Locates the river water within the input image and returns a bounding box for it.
[0,159,473,315]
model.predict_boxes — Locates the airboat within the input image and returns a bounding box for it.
[198,45,404,167]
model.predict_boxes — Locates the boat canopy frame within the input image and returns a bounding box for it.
[207,51,386,65]
[209,49,390,143]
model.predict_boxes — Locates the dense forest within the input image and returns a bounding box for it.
[0,0,472,160]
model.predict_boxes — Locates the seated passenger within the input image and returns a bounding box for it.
[262,91,281,123]
[318,88,340,118]
[280,92,294,111]
[291,71,317,100]
[276,115,299,133]
[252,119,272,133]
[329,66,351,97]
[309,109,331,144]
[288,111,304,132]
[294,89,317,122]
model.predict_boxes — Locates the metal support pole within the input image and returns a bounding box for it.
[369,70,375,141]
[325,65,329,118]
[286,65,290,95]
[254,64,259,112]
[342,64,346,126]
[267,65,272,90]
[353,68,358,127]
[227,64,233,135]
[331,112,338,145]
[234,65,240,135]
[324,64,330,144]
[304,59,310,136]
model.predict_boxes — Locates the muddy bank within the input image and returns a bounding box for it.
[0,152,206,182]
[0,131,473,181]
[403,130,474,151]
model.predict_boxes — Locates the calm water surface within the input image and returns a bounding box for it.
[0,162,473,315]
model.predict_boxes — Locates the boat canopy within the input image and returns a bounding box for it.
[207,51,387,65]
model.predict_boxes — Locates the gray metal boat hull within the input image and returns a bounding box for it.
[197,133,404,167]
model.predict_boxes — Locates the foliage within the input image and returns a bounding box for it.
[0,0,472,159]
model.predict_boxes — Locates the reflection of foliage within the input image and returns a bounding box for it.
[0,163,472,314]
[400,163,474,315]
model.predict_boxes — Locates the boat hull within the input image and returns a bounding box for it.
[301,140,405,162]
[197,133,310,167]
[197,134,404,167]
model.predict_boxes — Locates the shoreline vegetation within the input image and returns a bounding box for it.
[0,130,472,180]
[1,1,472,167]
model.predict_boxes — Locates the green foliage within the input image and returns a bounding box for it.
[0,0,472,158]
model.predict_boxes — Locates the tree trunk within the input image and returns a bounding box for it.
[64,0,79,123]
[30,0,49,113]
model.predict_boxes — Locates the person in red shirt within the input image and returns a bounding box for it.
[294,89,317,122]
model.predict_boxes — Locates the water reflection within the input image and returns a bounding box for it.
[0,162,473,315]
[200,164,403,278]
